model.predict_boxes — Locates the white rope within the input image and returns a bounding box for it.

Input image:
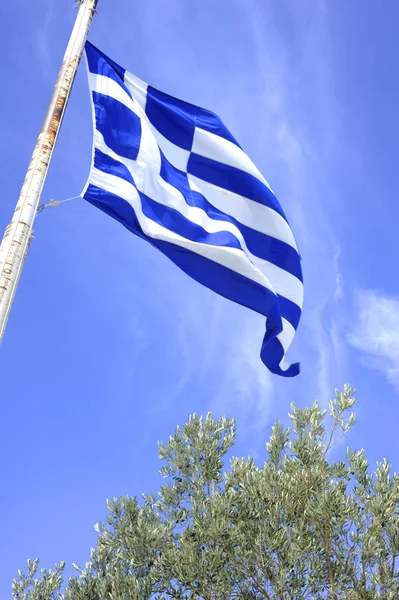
[37,195,81,215]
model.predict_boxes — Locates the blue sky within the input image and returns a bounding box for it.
[1,0,399,595]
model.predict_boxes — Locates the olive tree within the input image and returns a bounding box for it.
[13,385,399,599]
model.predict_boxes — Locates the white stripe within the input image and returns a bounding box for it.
[255,260,303,309]
[123,71,148,111]
[276,319,296,371]
[188,175,298,251]
[88,72,134,112]
[278,318,295,352]
[88,167,279,295]
[145,126,190,173]
[192,127,272,191]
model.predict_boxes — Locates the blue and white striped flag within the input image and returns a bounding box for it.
[83,42,303,377]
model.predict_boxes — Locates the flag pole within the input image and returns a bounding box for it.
[0,0,98,343]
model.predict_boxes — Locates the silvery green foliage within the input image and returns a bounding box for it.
[12,559,65,600]
[13,386,399,599]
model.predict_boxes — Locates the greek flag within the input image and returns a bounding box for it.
[83,42,303,377]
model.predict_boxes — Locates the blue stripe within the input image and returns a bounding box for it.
[242,223,302,281]
[94,149,134,184]
[146,86,196,151]
[85,42,126,87]
[196,108,241,148]
[145,86,242,151]
[261,337,300,377]
[187,153,288,221]
[140,192,243,250]
[92,92,141,162]
[85,183,143,235]
[278,295,302,331]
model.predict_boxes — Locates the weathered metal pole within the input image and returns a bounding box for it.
[0,0,98,342]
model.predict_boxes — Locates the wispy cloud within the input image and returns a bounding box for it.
[212,310,275,432]
[349,290,399,390]
[36,0,54,78]
[333,246,344,301]
[308,244,346,404]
